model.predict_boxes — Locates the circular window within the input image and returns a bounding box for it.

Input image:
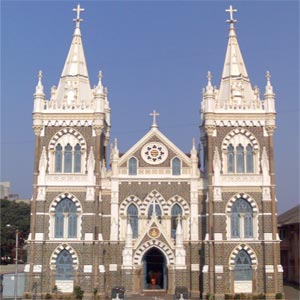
[141,142,168,165]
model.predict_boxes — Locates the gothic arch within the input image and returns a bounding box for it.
[133,240,175,266]
[142,190,167,216]
[221,128,259,151]
[119,195,142,216]
[49,193,82,213]
[48,128,87,151]
[50,244,79,270]
[226,193,258,214]
[229,244,258,268]
[167,195,190,216]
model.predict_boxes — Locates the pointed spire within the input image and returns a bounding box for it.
[95,70,104,95]
[35,70,44,95]
[205,71,214,94]
[54,4,92,106]
[265,71,274,95]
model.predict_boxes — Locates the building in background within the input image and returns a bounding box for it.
[25,4,283,299]
[278,205,300,285]
[0,182,10,199]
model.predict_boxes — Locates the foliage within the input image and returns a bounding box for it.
[45,293,52,299]
[93,288,98,299]
[275,293,283,299]
[73,286,84,300]
[0,199,31,262]
[207,294,214,300]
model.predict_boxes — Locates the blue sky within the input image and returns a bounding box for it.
[1,0,299,213]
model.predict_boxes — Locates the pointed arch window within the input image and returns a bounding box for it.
[246,144,254,173]
[56,249,74,280]
[128,157,137,175]
[55,144,63,173]
[127,203,138,238]
[231,198,253,238]
[236,144,245,173]
[171,204,182,239]
[234,250,252,281]
[64,144,72,173]
[55,198,77,238]
[227,144,235,173]
[172,158,181,175]
[148,200,162,222]
[74,144,81,173]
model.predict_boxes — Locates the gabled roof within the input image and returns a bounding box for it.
[278,204,300,226]
[118,127,191,166]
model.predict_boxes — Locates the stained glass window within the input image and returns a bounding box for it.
[74,144,81,173]
[172,158,181,175]
[56,249,74,280]
[127,204,138,238]
[171,204,182,239]
[128,157,137,175]
[246,144,254,173]
[64,144,72,173]
[227,144,235,173]
[236,144,245,173]
[55,144,63,173]
[234,250,252,281]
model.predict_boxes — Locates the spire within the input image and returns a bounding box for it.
[35,70,44,96]
[264,71,274,95]
[217,5,256,107]
[54,4,92,106]
[264,70,276,113]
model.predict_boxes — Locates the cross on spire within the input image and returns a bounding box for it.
[226,5,237,25]
[73,4,85,28]
[149,110,159,128]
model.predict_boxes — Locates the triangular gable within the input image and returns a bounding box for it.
[118,127,191,167]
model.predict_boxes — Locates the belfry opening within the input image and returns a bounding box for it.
[143,247,167,290]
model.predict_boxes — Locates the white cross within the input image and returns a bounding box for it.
[73,4,85,27]
[226,5,237,24]
[149,110,159,128]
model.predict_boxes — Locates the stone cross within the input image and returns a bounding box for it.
[73,4,84,27]
[150,110,160,128]
[226,5,237,24]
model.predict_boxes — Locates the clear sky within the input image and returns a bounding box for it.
[1,0,299,213]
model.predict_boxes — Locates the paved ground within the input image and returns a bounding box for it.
[283,283,300,300]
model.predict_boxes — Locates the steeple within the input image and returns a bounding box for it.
[54,4,93,107]
[211,5,261,111]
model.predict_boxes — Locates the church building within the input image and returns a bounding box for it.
[25,4,284,299]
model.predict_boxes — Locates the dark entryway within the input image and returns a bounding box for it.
[143,247,167,290]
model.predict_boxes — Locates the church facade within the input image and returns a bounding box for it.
[25,4,284,300]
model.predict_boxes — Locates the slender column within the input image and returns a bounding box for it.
[29,126,42,289]
[266,126,279,292]
[205,125,215,295]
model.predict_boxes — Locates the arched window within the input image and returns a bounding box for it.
[148,200,162,221]
[55,144,63,173]
[127,204,138,238]
[231,198,253,238]
[234,250,252,281]
[172,158,181,175]
[74,144,81,173]
[64,144,73,173]
[171,204,182,239]
[55,198,77,238]
[128,157,137,175]
[56,249,74,280]
[246,144,254,173]
[227,144,235,173]
[236,144,245,173]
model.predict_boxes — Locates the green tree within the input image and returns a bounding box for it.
[0,199,31,263]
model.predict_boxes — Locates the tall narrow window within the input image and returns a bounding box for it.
[55,144,63,173]
[127,204,138,238]
[227,144,235,173]
[236,145,245,173]
[56,249,74,280]
[234,250,252,281]
[64,144,73,173]
[171,204,182,239]
[172,158,181,175]
[231,198,253,238]
[246,144,254,173]
[74,144,81,173]
[54,198,77,238]
[128,157,137,175]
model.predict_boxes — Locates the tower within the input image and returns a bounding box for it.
[200,5,282,299]
[26,4,110,295]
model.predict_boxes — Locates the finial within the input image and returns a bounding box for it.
[266,70,271,83]
[149,110,160,128]
[265,70,274,95]
[207,71,212,83]
[35,70,44,95]
[98,70,103,81]
[192,137,196,150]
[114,138,118,149]
[226,5,237,26]
[38,70,43,82]
[73,4,84,28]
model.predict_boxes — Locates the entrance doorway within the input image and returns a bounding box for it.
[143,247,167,290]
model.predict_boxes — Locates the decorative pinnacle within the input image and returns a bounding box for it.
[149,110,159,128]
[226,5,237,25]
[73,4,84,28]
[38,70,43,82]
[266,70,271,83]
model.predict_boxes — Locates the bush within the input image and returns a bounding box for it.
[73,286,84,300]
[225,295,233,300]
[234,294,241,300]
[44,293,52,299]
[275,293,283,299]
